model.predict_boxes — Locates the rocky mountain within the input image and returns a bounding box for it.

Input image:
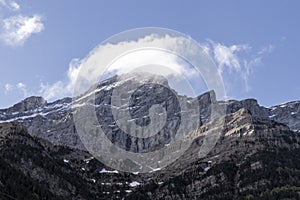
[1,73,300,199]
[0,74,299,150]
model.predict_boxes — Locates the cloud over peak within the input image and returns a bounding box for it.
[4,33,273,103]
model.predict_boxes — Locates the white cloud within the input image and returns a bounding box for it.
[208,42,273,92]
[16,82,28,97]
[1,14,44,46]
[0,0,20,11]
[38,34,273,101]
[16,82,26,89]
[4,83,13,93]
[39,59,81,100]
[4,82,28,97]
[8,1,20,11]
[212,42,250,73]
[39,81,64,100]
[212,42,252,91]
[39,34,208,100]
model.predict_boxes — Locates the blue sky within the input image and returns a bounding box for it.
[0,0,299,108]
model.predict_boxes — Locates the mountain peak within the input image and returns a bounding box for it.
[197,90,216,104]
[10,96,47,113]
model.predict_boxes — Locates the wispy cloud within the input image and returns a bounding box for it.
[203,41,273,93]
[0,0,20,11]
[4,83,13,93]
[258,44,274,55]
[1,14,44,46]
[4,82,29,97]
[213,43,249,73]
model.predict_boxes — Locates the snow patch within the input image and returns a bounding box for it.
[101,182,112,185]
[89,178,96,183]
[83,157,94,164]
[102,191,110,194]
[149,168,161,173]
[271,107,277,111]
[204,167,210,172]
[269,114,277,118]
[129,181,140,187]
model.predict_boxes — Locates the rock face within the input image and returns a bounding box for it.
[126,108,300,200]
[0,97,78,148]
[225,98,270,119]
[269,101,300,132]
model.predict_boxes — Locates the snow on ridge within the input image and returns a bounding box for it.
[149,167,162,173]
[0,101,71,123]
[73,75,143,103]
[72,103,87,109]
[99,168,119,174]
[277,101,300,108]
[0,113,40,123]
[0,110,53,123]
[43,102,70,110]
